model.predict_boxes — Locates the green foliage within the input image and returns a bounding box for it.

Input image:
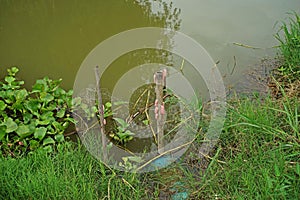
[103,102,113,118]
[110,117,135,144]
[275,11,300,80]
[0,67,74,157]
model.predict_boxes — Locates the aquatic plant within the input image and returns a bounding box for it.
[110,117,135,144]
[0,67,74,156]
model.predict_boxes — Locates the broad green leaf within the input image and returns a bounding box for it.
[16,124,30,137]
[57,99,65,106]
[0,100,6,111]
[117,126,125,133]
[32,83,43,93]
[117,131,134,139]
[0,91,5,98]
[43,137,55,146]
[37,119,53,125]
[52,121,62,131]
[124,130,135,136]
[3,90,14,104]
[43,102,57,111]
[56,108,66,118]
[23,113,33,124]
[54,88,66,96]
[114,118,129,128]
[28,122,36,133]
[40,111,54,120]
[46,124,55,134]
[12,101,23,111]
[32,79,47,93]
[38,111,55,125]
[34,127,47,140]
[105,102,112,108]
[40,93,54,104]
[5,76,15,84]
[15,89,28,101]
[54,134,64,142]
[25,99,41,115]
[3,117,18,133]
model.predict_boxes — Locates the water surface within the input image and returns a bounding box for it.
[0,0,299,90]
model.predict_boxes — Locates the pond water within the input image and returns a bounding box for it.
[0,0,299,90]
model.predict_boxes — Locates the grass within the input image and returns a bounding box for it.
[1,11,300,200]
[275,11,300,80]
[0,142,147,200]
[186,94,300,199]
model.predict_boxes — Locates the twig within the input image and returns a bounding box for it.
[145,90,157,143]
[121,177,137,192]
[107,175,114,200]
[131,86,149,112]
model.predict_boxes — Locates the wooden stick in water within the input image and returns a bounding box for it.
[94,66,107,162]
[154,69,167,154]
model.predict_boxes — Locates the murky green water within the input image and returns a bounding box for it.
[0,0,179,88]
[1,0,299,90]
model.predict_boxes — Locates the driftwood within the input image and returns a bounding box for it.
[94,66,107,161]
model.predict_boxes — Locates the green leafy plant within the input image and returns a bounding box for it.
[0,67,74,157]
[76,100,113,120]
[110,118,135,144]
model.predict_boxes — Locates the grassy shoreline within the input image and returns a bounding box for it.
[1,13,300,200]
